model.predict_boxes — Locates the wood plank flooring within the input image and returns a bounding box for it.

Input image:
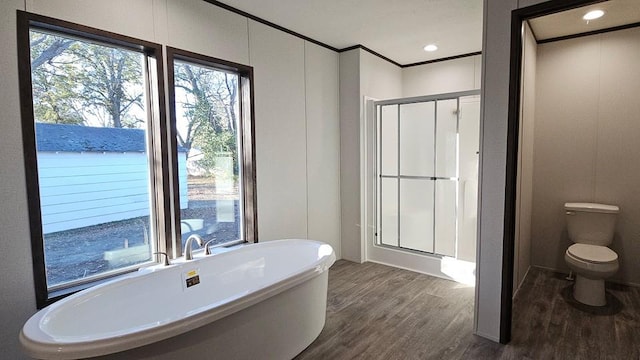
[295,261,640,360]
[506,267,640,360]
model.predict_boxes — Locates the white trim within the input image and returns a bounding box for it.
[375,90,481,106]
[473,3,489,334]
[361,96,378,263]
[367,244,475,285]
[474,331,500,343]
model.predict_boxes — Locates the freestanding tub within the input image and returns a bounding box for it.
[20,239,336,360]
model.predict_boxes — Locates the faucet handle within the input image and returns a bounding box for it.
[204,239,217,255]
[153,252,171,266]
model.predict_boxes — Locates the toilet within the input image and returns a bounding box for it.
[564,202,619,306]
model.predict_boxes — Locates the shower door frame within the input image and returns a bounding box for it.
[374,90,481,257]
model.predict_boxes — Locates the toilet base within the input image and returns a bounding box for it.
[573,275,606,306]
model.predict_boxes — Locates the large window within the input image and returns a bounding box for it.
[17,13,256,308]
[167,48,257,256]
[28,29,157,291]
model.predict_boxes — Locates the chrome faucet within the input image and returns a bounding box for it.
[204,239,216,255]
[184,234,204,260]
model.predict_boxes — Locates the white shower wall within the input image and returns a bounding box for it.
[343,51,482,279]
[402,57,482,263]
[340,50,481,265]
[398,102,436,253]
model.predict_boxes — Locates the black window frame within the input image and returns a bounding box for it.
[165,47,258,257]
[17,11,171,308]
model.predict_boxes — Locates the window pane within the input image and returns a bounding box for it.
[380,105,398,176]
[173,60,242,249]
[399,179,434,253]
[30,29,154,288]
[380,178,398,246]
[435,99,458,178]
[434,179,456,257]
[400,101,435,177]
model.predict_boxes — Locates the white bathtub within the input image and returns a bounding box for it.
[20,239,336,360]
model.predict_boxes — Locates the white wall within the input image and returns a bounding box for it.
[360,50,403,264]
[339,49,361,262]
[305,42,342,258]
[531,27,640,286]
[165,0,250,64]
[476,0,546,342]
[249,20,307,241]
[513,21,536,294]
[0,2,36,358]
[402,55,482,97]
[0,1,341,358]
[360,50,403,100]
[339,49,403,263]
[476,0,513,341]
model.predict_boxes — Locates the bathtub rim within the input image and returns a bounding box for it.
[20,239,336,360]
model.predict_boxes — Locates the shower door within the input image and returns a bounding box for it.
[376,91,479,258]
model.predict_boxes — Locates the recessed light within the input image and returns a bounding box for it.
[583,10,605,21]
[423,44,438,52]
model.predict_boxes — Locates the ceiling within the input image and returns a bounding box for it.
[214,0,484,66]
[529,0,640,41]
[211,0,640,66]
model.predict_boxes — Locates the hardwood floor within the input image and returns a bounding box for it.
[296,261,640,360]
[295,260,500,359]
[506,267,640,360]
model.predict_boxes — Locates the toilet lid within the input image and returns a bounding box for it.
[568,244,618,263]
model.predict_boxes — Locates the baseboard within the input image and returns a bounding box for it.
[366,258,447,279]
[365,242,477,286]
[366,256,476,286]
[473,330,500,343]
[512,265,532,299]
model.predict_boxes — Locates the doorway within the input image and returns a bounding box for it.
[504,0,640,345]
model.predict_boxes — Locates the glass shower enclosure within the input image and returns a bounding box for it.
[375,91,480,261]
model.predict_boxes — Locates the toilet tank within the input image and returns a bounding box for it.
[565,202,619,245]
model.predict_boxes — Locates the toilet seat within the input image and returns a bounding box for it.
[567,244,617,264]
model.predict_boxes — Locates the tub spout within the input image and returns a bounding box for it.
[185,234,204,260]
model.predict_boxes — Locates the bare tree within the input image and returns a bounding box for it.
[223,73,237,133]
[174,64,237,149]
[30,30,144,128]
[30,34,74,71]
[73,45,144,128]
[173,62,239,174]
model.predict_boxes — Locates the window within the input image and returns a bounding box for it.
[18,13,255,308]
[166,48,257,256]
[18,13,168,307]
